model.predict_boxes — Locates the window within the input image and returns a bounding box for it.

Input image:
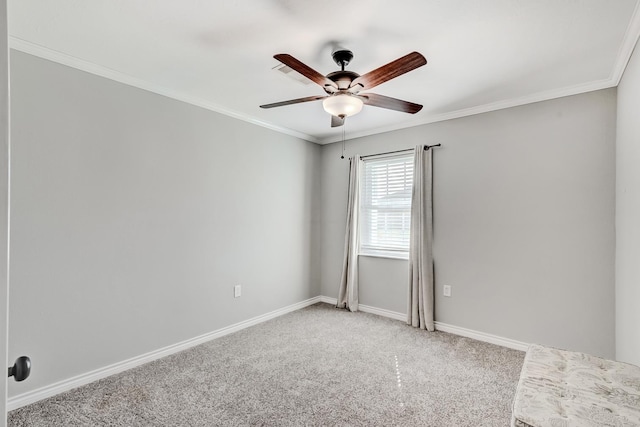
[360,153,413,258]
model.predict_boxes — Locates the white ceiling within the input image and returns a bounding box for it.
[8,0,640,144]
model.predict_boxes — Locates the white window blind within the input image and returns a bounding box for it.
[360,153,414,258]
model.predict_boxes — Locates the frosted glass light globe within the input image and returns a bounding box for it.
[322,94,364,118]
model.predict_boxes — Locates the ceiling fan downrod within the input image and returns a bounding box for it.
[332,49,354,71]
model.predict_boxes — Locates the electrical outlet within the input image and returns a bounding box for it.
[234,285,241,298]
[443,285,452,297]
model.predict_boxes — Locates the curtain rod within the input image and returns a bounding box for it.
[359,144,441,160]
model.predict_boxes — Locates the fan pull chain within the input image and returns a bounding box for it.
[341,120,346,159]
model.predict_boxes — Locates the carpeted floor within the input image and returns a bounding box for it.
[8,303,525,426]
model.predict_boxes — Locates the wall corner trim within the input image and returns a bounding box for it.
[7,296,323,411]
[319,296,528,352]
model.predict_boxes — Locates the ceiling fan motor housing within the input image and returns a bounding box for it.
[325,70,360,92]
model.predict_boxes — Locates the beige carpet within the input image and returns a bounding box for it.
[9,303,525,426]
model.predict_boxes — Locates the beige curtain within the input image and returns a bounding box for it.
[337,156,361,312]
[407,145,435,331]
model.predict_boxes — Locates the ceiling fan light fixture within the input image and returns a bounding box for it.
[322,94,363,118]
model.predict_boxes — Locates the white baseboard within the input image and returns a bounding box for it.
[434,322,529,352]
[318,295,528,352]
[319,295,337,305]
[359,304,406,322]
[9,296,528,410]
[319,296,406,322]
[7,296,323,411]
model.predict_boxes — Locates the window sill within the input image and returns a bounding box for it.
[359,252,409,261]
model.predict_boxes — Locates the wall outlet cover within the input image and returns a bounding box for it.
[443,285,451,297]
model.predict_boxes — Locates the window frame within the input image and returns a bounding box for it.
[358,152,414,260]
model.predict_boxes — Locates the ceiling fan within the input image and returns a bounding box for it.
[260,49,427,127]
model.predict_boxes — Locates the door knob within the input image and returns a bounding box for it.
[8,356,31,382]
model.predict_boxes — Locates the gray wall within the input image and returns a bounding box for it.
[320,89,617,358]
[8,51,321,396]
[1,0,8,423]
[616,42,640,367]
[7,46,622,401]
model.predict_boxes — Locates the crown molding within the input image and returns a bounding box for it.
[8,37,320,144]
[11,2,640,148]
[318,5,640,145]
[612,0,640,85]
[318,77,616,144]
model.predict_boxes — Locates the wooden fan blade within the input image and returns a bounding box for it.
[359,93,423,114]
[260,95,327,109]
[350,52,426,90]
[331,115,345,128]
[274,54,338,89]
